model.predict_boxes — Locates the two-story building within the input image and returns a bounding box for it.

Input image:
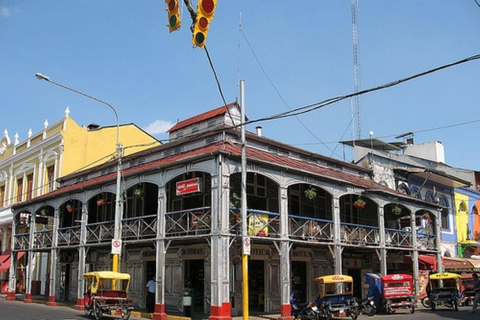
[0,107,160,301]
[9,104,440,320]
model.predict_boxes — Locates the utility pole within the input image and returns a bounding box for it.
[240,79,249,320]
[351,0,361,140]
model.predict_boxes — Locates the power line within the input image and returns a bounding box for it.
[240,30,339,157]
[238,54,480,127]
[474,0,480,8]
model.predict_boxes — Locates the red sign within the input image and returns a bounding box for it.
[176,177,202,196]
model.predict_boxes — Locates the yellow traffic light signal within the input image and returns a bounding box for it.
[192,0,217,48]
[165,0,181,33]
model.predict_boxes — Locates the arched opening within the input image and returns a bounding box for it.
[87,192,115,224]
[229,172,279,212]
[287,184,332,220]
[124,182,158,219]
[59,200,82,228]
[339,195,378,227]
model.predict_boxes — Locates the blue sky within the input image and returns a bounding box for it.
[1,1,479,170]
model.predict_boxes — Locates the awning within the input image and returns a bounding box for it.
[468,258,480,270]
[0,251,25,273]
[443,257,475,271]
[0,250,11,265]
[417,254,437,271]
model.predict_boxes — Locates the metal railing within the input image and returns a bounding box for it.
[57,226,81,246]
[340,222,380,246]
[289,215,333,242]
[33,230,53,249]
[13,233,29,250]
[229,208,280,238]
[122,214,157,240]
[86,220,115,243]
[385,228,413,248]
[165,207,211,237]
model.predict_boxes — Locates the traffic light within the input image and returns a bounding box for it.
[192,0,217,48]
[165,0,181,33]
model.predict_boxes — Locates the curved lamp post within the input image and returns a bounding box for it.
[35,73,123,273]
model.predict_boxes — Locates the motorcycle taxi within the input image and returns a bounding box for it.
[460,273,475,306]
[380,274,415,314]
[427,272,461,311]
[314,274,358,320]
[83,271,133,320]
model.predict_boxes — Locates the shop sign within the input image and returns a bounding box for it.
[181,245,204,259]
[292,248,312,261]
[176,177,202,196]
[250,245,271,260]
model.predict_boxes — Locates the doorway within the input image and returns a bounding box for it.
[59,264,70,301]
[347,269,362,298]
[249,260,265,312]
[291,261,308,303]
[185,259,204,308]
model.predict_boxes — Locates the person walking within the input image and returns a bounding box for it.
[470,272,480,314]
[146,276,156,313]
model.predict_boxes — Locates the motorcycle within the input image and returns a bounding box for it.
[355,297,376,316]
[291,293,320,320]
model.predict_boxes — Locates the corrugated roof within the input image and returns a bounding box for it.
[167,102,237,133]
[19,140,418,206]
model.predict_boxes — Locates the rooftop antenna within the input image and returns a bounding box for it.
[351,0,361,140]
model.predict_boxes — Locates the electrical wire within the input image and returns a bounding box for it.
[474,0,480,8]
[240,30,340,157]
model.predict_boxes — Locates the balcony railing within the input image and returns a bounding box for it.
[33,230,53,249]
[13,233,29,250]
[385,228,412,248]
[289,215,333,242]
[341,222,380,246]
[86,221,114,243]
[416,230,436,250]
[58,226,81,246]
[165,207,211,237]
[229,208,280,238]
[122,214,157,240]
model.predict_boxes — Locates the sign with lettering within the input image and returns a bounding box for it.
[176,177,202,196]
[181,245,204,259]
[243,237,251,255]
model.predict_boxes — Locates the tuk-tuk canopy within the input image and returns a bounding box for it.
[314,274,353,284]
[381,274,412,282]
[429,272,460,280]
[83,271,131,281]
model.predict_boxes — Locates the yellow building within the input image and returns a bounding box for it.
[0,107,160,294]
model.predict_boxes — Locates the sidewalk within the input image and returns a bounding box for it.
[0,293,279,320]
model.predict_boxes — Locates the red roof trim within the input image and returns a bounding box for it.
[24,140,402,204]
[167,102,237,133]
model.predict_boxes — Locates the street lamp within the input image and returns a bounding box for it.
[35,73,123,273]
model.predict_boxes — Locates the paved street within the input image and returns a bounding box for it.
[0,299,478,320]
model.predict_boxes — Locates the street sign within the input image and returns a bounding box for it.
[111,239,122,255]
[243,236,251,255]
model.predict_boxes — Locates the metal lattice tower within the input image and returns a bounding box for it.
[351,0,361,140]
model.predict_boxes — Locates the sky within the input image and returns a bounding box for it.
[1,1,480,170]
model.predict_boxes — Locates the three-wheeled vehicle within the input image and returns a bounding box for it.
[381,274,415,314]
[314,274,358,320]
[427,272,461,311]
[83,271,133,320]
[460,273,475,306]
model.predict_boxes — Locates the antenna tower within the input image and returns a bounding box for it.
[351,0,361,140]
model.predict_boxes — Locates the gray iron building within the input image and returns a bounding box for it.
[8,104,441,320]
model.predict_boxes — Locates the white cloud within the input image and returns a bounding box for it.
[0,6,19,18]
[143,119,175,135]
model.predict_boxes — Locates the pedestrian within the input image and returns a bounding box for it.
[146,276,156,313]
[470,272,480,314]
